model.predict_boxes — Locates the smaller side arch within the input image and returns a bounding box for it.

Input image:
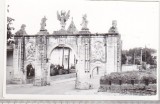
[90,61,105,78]
[24,61,35,84]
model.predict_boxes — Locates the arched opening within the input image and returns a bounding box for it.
[92,66,100,78]
[91,65,105,78]
[26,63,35,83]
[49,44,78,76]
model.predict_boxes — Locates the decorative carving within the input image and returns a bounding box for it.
[26,41,35,61]
[40,16,47,31]
[91,41,105,62]
[57,10,70,30]
[35,36,46,61]
[80,14,88,30]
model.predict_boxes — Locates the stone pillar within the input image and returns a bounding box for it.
[12,38,23,84]
[106,21,122,74]
[75,36,92,89]
[106,35,117,74]
[12,24,27,84]
[34,30,49,86]
[106,34,121,74]
[34,41,42,86]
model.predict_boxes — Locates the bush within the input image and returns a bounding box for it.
[140,74,156,84]
[99,84,157,95]
[100,71,156,85]
[99,70,157,95]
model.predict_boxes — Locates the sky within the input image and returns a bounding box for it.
[7,0,159,50]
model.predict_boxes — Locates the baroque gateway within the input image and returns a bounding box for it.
[10,11,122,89]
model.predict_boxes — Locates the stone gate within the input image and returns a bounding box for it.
[11,13,122,89]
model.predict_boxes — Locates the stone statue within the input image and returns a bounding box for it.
[80,14,88,30]
[108,20,118,33]
[57,10,70,30]
[40,16,47,31]
[15,24,27,36]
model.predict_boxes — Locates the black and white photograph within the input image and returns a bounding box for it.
[5,0,159,100]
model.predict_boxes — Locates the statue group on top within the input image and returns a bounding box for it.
[38,10,90,33]
[57,10,89,31]
[15,10,118,35]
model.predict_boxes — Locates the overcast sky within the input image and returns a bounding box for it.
[7,0,159,50]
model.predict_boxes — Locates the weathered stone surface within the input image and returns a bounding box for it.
[12,75,22,84]
[75,80,92,90]
[75,73,92,90]
[33,76,42,86]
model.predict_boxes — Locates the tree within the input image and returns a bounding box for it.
[142,48,155,65]
[122,47,156,65]
[7,5,15,45]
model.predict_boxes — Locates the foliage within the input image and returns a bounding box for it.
[122,47,156,65]
[7,5,15,44]
[50,64,70,76]
[100,71,156,85]
[99,84,157,95]
[7,17,14,39]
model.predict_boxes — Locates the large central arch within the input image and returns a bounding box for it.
[48,43,79,61]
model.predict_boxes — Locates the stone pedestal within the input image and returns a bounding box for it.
[79,29,91,34]
[37,30,49,35]
[53,29,68,35]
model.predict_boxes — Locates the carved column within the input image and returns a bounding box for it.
[106,34,120,74]
[106,35,116,74]
[75,36,92,89]
[12,24,27,84]
[12,37,23,84]
[34,30,49,86]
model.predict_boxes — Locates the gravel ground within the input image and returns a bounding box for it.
[6,77,127,96]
